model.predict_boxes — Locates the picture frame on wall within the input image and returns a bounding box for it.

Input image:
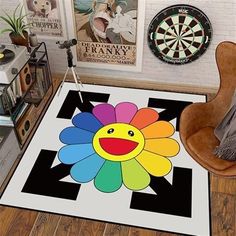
[65,0,145,72]
[21,0,67,40]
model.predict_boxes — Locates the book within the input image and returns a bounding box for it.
[0,87,12,115]
[12,102,29,123]
[0,116,13,127]
[15,76,23,97]
[7,86,16,108]
[37,60,51,91]
[24,60,51,105]
[35,66,46,96]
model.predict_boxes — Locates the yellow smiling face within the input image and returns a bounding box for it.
[93,123,145,162]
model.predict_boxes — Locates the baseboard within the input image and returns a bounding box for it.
[53,73,218,96]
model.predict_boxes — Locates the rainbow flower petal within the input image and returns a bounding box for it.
[60,127,94,144]
[70,153,105,183]
[58,143,95,164]
[121,159,150,191]
[144,138,180,157]
[72,112,103,133]
[141,121,175,139]
[94,161,122,193]
[136,150,172,176]
[93,103,116,125]
[115,102,138,123]
[58,102,180,193]
[130,108,159,129]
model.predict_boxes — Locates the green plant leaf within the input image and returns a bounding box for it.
[16,18,21,32]
[18,13,29,28]
[22,23,32,29]
[18,28,25,38]
[13,4,20,25]
[0,28,12,34]
[2,11,17,32]
[19,5,24,18]
[0,15,15,32]
[14,5,23,32]
[0,4,30,35]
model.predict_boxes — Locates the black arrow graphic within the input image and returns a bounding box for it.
[57,91,110,119]
[22,150,80,200]
[130,167,192,217]
[148,98,192,131]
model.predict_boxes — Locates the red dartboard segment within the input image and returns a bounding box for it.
[148,5,212,65]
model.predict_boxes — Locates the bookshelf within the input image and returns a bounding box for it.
[0,42,53,147]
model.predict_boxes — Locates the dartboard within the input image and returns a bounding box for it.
[148,5,212,65]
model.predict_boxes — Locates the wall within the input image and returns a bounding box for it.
[0,0,235,89]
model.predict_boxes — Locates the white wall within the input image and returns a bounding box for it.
[0,0,236,89]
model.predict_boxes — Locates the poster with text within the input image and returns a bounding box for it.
[23,0,66,39]
[73,0,145,71]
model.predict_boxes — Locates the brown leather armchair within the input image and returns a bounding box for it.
[180,41,236,177]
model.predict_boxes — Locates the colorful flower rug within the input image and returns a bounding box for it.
[0,83,210,236]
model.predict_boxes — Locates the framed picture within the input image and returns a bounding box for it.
[21,0,67,40]
[66,0,145,72]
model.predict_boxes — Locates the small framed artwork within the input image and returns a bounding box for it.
[66,0,146,72]
[21,0,67,40]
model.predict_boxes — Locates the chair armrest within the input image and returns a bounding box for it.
[180,102,216,142]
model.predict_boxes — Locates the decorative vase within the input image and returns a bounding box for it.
[9,31,29,48]
[29,33,39,47]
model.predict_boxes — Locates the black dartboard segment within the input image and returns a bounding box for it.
[148,5,212,65]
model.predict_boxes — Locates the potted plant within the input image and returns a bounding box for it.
[0,4,31,47]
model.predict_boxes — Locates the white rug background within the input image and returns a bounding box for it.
[0,83,210,236]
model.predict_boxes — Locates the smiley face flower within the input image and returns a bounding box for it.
[58,102,180,193]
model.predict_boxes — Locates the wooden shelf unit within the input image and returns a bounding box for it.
[0,42,53,147]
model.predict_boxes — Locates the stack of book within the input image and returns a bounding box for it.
[0,79,29,126]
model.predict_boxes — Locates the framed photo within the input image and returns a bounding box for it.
[21,0,67,40]
[66,0,145,72]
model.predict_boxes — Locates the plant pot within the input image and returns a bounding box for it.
[9,31,29,48]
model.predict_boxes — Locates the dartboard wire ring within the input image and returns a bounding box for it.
[160,21,204,57]
[163,24,198,53]
[155,14,205,58]
[148,4,213,65]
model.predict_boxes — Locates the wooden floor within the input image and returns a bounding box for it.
[0,76,235,236]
